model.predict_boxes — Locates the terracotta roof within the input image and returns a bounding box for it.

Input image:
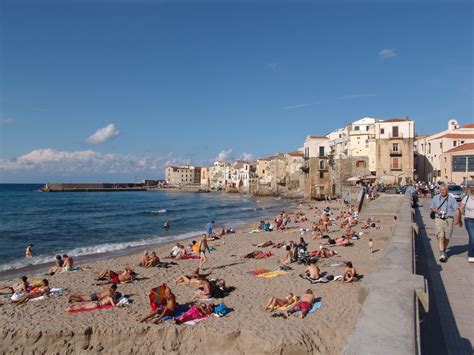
[445,143,474,154]
[430,133,474,140]
[287,151,304,157]
[308,135,329,139]
[463,124,474,128]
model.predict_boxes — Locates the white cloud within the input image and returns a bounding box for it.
[378,48,397,59]
[266,62,282,72]
[338,94,375,100]
[215,149,232,162]
[240,152,254,161]
[0,149,189,176]
[86,123,119,145]
[1,118,15,126]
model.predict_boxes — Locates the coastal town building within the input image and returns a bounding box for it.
[200,167,210,188]
[415,119,474,182]
[256,157,272,185]
[374,118,415,184]
[165,165,201,186]
[347,117,377,174]
[302,136,332,199]
[439,143,474,185]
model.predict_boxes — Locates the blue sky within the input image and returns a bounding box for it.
[0,0,472,182]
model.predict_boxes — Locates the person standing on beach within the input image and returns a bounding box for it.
[198,234,209,270]
[25,244,33,258]
[206,221,215,237]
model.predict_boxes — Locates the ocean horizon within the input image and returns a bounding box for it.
[0,183,292,273]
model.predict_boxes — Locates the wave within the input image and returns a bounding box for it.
[149,209,167,214]
[0,230,203,273]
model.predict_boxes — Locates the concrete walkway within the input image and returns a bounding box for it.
[416,197,473,354]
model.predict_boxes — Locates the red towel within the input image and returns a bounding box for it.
[179,255,200,260]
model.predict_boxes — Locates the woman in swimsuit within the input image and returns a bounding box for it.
[175,303,214,324]
[65,295,116,312]
[13,279,49,304]
[265,293,294,312]
[343,262,357,283]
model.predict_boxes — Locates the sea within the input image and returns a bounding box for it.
[0,184,293,273]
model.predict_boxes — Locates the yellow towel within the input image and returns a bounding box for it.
[256,270,288,279]
[276,296,299,311]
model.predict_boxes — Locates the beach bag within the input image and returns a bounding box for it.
[214,302,230,316]
[430,197,448,220]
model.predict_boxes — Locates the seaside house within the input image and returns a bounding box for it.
[374,117,415,185]
[415,119,474,182]
[256,157,272,185]
[439,143,474,185]
[302,136,332,199]
[347,117,377,175]
[165,165,202,186]
[284,151,305,191]
[208,162,228,190]
[200,167,210,188]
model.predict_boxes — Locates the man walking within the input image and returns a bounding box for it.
[430,184,460,263]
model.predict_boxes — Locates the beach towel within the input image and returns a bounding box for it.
[67,304,114,314]
[183,316,210,325]
[294,301,321,317]
[276,296,299,311]
[247,268,271,276]
[257,270,288,279]
[29,288,65,302]
[61,267,81,273]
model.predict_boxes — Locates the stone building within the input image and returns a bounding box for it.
[165,165,201,185]
[302,136,332,199]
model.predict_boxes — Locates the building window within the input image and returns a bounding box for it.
[366,125,369,131]
[454,141,457,147]
[391,157,400,170]
[428,143,431,154]
[380,128,385,134]
[440,142,443,149]
[356,160,366,168]
[392,143,399,152]
[319,160,325,170]
[354,126,360,131]
[319,146,325,157]
[319,171,324,179]
[392,126,399,138]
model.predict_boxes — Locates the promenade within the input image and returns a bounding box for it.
[416,196,473,354]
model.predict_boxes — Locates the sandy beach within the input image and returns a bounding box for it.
[0,199,395,354]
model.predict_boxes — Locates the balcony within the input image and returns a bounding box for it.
[388,132,404,139]
[390,149,402,156]
[390,164,402,171]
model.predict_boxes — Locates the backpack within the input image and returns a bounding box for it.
[214,302,230,316]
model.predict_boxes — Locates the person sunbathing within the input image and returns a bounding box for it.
[280,245,293,265]
[68,284,117,303]
[139,251,149,266]
[311,247,337,258]
[175,303,214,324]
[65,295,116,313]
[300,259,320,282]
[0,276,30,295]
[140,284,176,324]
[144,252,161,268]
[12,279,50,304]
[174,245,188,260]
[96,268,134,285]
[62,254,74,271]
[47,255,64,275]
[254,240,274,248]
[335,235,352,246]
[286,289,315,318]
[192,276,213,300]
[265,293,294,312]
[343,262,357,283]
[175,268,211,285]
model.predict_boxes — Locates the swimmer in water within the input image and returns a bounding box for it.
[163,220,170,229]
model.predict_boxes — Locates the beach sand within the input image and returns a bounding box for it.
[0,199,395,354]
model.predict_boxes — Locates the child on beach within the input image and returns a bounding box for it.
[369,239,374,253]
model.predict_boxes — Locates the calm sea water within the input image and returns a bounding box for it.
[0,184,292,272]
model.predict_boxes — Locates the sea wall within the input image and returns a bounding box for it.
[340,186,365,210]
[343,192,428,354]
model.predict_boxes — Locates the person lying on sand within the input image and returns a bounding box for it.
[192,276,213,300]
[310,247,337,258]
[286,289,315,318]
[144,252,161,268]
[300,259,320,282]
[174,303,214,324]
[0,276,30,295]
[47,255,64,275]
[12,279,50,304]
[175,268,212,285]
[140,284,176,324]
[343,262,357,283]
[335,235,353,247]
[68,284,117,303]
[265,293,294,312]
[253,240,274,248]
[65,295,116,313]
[96,268,134,285]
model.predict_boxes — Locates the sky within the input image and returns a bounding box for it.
[0,0,472,182]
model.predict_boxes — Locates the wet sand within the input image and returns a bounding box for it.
[0,199,396,354]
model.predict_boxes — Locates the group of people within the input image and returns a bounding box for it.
[47,254,74,275]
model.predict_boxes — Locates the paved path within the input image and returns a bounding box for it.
[360,193,404,217]
[416,197,473,354]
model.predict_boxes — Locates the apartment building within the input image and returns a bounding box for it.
[165,165,202,185]
[439,143,474,185]
[302,136,332,199]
